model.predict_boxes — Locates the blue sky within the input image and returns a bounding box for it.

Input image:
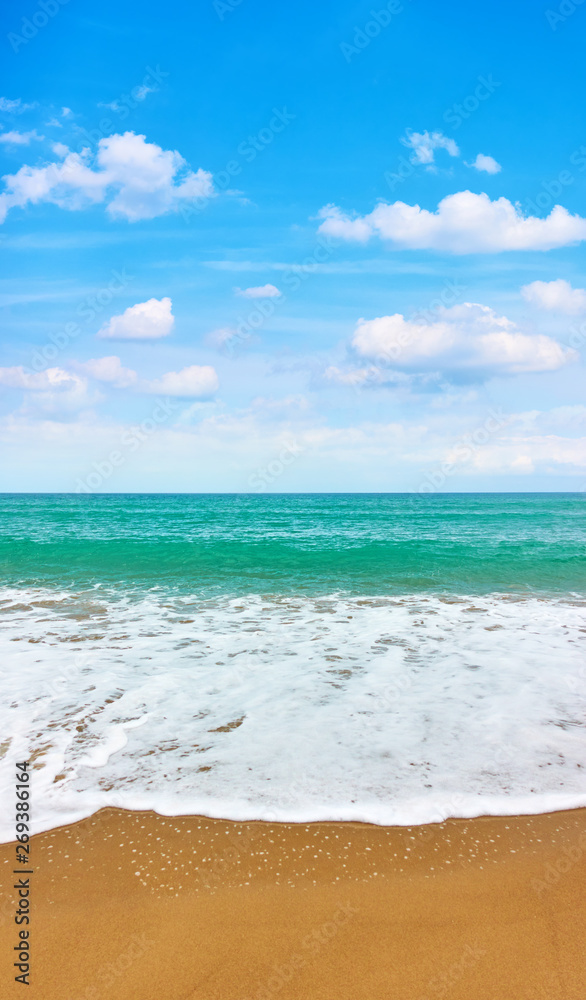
[1,0,585,492]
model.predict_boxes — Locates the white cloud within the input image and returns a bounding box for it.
[469,153,501,174]
[51,142,69,158]
[76,356,138,388]
[400,129,459,166]
[323,363,416,389]
[0,366,74,390]
[97,297,174,340]
[317,191,586,253]
[142,365,219,397]
[508,404,586,433]
[350,302,575,379]
[61,107,73,117]
[3,400,586,492]
[324,365,377,387]
[0,130,43,146]
[451,434,586,476]
[0,98,37,114]
[521,278,586,315]
[323,365,407,388]
[235,284,281,298]
[0,131,214,224]
[0,365,95,413]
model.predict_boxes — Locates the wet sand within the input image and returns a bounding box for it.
[1,807,585,999]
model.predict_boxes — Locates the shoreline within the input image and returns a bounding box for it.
[1,807,585,998]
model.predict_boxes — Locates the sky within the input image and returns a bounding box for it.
[0,0,585,493]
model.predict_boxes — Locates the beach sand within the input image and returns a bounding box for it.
[1,807,585,999]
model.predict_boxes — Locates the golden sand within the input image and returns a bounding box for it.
[1,807,585,998]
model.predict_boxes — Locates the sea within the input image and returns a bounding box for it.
[1,492,585,841]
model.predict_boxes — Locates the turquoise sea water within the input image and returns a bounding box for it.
[1,492,585,596]
[1,493,585,837]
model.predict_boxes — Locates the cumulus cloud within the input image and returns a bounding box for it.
[97,297,174,340]
[0,131,214,224]
[76,356,138,388]
[469,153,501,174]
[521,279,586,315]
[317,191,586,253]
[0,130,43,146]
[350,302,576,380]
[235,284,281,298]
[400,129,459,166]
[142,365,219,398]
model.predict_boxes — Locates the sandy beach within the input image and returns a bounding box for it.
[1,806,585,999]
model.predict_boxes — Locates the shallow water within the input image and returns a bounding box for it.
[1,493,585,839]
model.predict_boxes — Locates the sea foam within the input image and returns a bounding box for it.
[1,586,585,841]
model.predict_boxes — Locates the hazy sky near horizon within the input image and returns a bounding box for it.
[1,0,585,492]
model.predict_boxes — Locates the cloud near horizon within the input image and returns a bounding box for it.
[317,191,586,253]
[0,131,213,223]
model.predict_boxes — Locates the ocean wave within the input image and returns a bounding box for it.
[1,587,585,840]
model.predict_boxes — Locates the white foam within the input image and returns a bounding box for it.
[1,587,585,840]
